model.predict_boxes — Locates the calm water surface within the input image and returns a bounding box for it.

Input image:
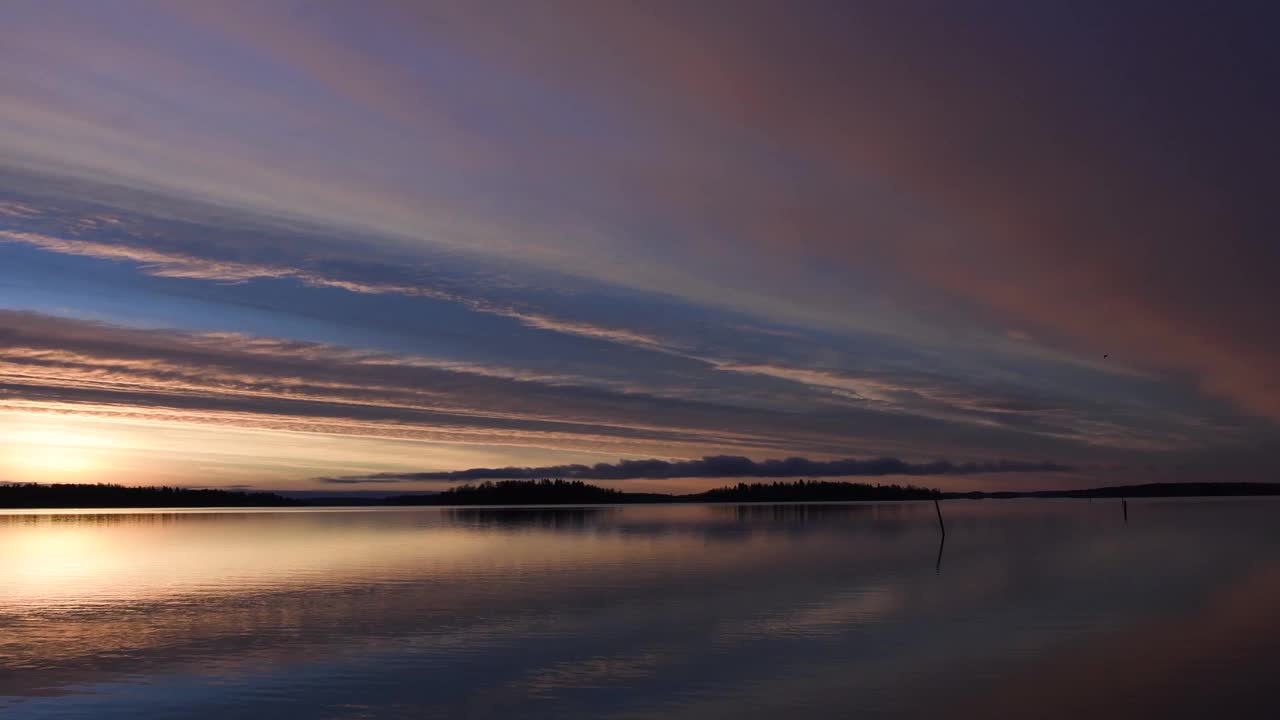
[2,499,1278,719]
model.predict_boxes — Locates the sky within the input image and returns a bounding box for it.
[1,1,1278,493]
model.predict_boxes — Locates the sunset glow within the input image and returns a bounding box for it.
[2,425,105,479]
[1,1,1276,492]
[3,4,1279,719]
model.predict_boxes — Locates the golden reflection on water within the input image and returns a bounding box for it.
[4,510,501,604]
[1,506,807,608]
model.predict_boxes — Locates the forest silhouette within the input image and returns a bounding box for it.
[0,483,302,508]
[4,478,1278,508]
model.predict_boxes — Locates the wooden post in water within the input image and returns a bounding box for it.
[934,498,946,538]
[1122,498,1128,525]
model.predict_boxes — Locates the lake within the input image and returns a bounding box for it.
[2,499,1277,718]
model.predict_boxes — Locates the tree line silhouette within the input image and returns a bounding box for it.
[387,478,638,506]
[0,483,300,508]
[697,480,938,502]
[386,478,938,505]
[3,478,1277,509]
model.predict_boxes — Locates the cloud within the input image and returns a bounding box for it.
[0,229,297,282]
[323,455,1074,483]
[4,309,1158,472]
[0,226,688,356]
[2,204,1265,460]
[3,0,1277,489]
[705,360,1244,453]
[4,209,1238,453]
[318,477,408,485]
[5,1,1278,431]
[497,310,679,353]
[595,2,1280,422]
[0,311,911,458]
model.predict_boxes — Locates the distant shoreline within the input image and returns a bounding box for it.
[2,480,1279,509]
[940,482,1280,500]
